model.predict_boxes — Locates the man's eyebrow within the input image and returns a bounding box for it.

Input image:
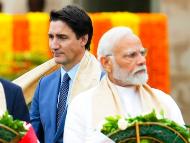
[122,49,136,53]
[56,34,66,36]
[48,33,67,37]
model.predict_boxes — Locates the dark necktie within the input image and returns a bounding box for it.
[56,73,70,128]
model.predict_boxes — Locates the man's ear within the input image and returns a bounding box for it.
[100,56,112,73]
[80,34,88,47]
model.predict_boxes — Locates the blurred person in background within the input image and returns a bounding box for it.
[0,78,30,122]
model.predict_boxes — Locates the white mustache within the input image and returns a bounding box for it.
[132,65,147,75]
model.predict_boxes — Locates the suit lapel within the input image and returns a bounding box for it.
[51,69,67,142]
[46,70,61,136]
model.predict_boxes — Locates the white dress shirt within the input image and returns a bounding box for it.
[58,64,79,106]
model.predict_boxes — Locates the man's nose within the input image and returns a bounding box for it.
[50,38,60,50]
[136,53,146,65]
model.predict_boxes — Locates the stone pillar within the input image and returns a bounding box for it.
[79,0,151,12]
[161,0,190,124]
[1,0,27,13]
[44,0,74,12]
[0,0,75,13]
[150,0,160,12]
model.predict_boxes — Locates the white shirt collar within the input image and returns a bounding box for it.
[60,64,80,82]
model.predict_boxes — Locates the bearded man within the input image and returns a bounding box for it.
[64,27,184,143]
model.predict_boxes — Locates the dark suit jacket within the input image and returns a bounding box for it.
[30,69,63,143]
[0,78,30,122]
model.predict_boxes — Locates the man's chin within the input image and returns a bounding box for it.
[128,73,148,85]
[135,74,148,85]
[54,58,65,64]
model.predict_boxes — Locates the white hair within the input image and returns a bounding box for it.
[97,26,133,60]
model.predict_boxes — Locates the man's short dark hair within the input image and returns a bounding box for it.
[50,5,93,50]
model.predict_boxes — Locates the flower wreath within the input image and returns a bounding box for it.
[0,112,37,143]
[101,110,190,143]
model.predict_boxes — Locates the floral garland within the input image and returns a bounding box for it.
[0,112,28,142]
[100,110,190,143]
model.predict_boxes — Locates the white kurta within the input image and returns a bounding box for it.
[64,78,184,143]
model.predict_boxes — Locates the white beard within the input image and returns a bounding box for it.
[112,60,148,85]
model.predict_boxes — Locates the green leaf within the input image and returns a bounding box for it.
[0,111,27,137]
[100,110,190,141]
